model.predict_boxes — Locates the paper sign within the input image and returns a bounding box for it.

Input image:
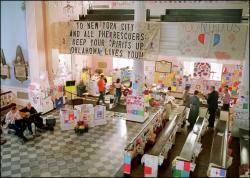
[176,160,184,170]
[144,166,152,175]
[181,171,190,177]
[210,167,226,177]
[124,153,131,164]
[173,170,181,177]
[123,164,131,174]
[171,86,177,92]
[184,161,191,171]
[126,95,144,117]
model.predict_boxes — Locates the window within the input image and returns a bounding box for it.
[210,62,223,81]
[183,61,222,81]
[113,57,133,69]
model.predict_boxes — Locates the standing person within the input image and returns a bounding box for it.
[5,104,28,142]
[188,90,200,129]
[207,86,219,128]
[167,86,172,95]
[115,78,122,104]
[183,86,191,108]
[222,86,231,111]
[20,102,46,130]
[96,74,106,105]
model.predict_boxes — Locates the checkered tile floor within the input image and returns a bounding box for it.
[1,107,147,177]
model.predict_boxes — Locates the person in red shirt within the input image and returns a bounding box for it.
[96,74,106,105]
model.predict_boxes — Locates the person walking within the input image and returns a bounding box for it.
[96,74,106,105]
[188,90,200,129]
[183,85,191,108]
[115,78,122,104]
[222,86,231,111]
[207,86,219,128]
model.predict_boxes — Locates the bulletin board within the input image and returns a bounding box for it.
[220,64,243,97]
[155,60,172,73]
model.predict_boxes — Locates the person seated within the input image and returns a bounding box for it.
[0,126,7,145]
[20,102,46,131]
[5,104,28,142]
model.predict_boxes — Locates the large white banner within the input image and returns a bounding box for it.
[178,23,248,60]
[52,21,161,60]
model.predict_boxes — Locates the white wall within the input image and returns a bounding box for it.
[47,1,249,19]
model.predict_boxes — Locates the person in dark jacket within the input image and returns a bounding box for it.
[188,90,200,129]
[20,103,45,131]
[207,86,219,128]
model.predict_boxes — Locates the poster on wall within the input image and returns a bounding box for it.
[220,64,242,97]
[178,23,248,60]
[52,21,161,60]
[155,60,172,73]
[193,62,211,79]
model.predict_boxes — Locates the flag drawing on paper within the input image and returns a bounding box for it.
[198,33,205,44]
[213,34,220,46]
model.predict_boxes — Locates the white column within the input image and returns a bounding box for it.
[132,1,146,96]
[242,30,249,94]
[25,1,48,83]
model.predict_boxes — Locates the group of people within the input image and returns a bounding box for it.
[4,102,47,142]
[183,85,231,129]
[96,73,123,105]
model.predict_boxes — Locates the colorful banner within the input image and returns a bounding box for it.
[178,23,248,60]
[52,21,160,60]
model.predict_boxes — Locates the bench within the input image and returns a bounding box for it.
[239,128,249,177]
[123,105,186,176]
[207,119,229,177]
[173,116,208,177]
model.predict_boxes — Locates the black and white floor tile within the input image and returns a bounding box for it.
[1,107,145,177]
